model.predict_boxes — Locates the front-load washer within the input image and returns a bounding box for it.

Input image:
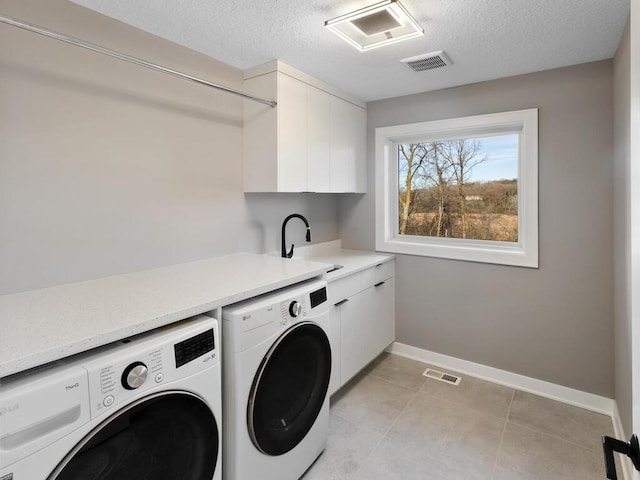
[222,278,331,480]
[0,315,222,480]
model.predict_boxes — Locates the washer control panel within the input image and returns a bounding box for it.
[84,315,218,419]
[289,301,303,317]
[223,279,329,353]
[278,286,327,326]
[94,346,163,406]
[174,329,215,368]
[279,295,307,326]
[122,362,149,390]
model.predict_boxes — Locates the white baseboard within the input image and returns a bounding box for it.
[612,402,633,480]
[387,342,615,416]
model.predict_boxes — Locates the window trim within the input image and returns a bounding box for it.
[375,109,538,268]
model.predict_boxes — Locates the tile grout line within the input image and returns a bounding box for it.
[351,374,428,473]
[418,382,516,422]
[506,385,607,453]
[506,388,516,421]
[367,368,425,393]
[505,418,605,453]
[374,379,427,466]
[369,362,520,477]
[373,362,605,451]
[371,370,496,478]
[490,389,516,480]
[383,376,501,479]
[374,375,426,439]
[331,357,607,479]
[329,368,428,477]
[321,409,382,478]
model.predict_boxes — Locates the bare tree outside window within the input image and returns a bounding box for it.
[398,134,519,242]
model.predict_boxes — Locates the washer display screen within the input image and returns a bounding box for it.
[309,287,327,309]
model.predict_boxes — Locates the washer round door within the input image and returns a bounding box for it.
[248,321,331,456]
[49,392,219,480]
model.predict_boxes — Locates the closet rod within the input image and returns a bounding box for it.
[0,13,277,108]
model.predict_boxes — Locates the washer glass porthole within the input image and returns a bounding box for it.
[50,392,219,480]
[247,322,331,456]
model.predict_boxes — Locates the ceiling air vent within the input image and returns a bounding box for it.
[401,50,452,72]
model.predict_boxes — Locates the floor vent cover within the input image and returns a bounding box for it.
[422,368,461,385]
[401,50,452,72]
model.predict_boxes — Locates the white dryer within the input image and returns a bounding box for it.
[222,278,331,480]
[0,315,222,480]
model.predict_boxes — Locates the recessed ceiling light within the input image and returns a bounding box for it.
[325,0,424,52]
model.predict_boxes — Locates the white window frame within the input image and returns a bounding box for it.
[375,108,538,268]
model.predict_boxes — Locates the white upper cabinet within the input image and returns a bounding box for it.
[330,96,367,193]
[277,73,308,192]
[307,85,332,192]
[243,61,367,193]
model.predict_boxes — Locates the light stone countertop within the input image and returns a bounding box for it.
[0,253,330,378]
[291,240,394,281]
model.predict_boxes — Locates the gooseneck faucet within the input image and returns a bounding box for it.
[281,214,311,258]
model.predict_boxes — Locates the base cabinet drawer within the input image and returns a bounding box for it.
[360,261,394,289]
[327,272,361,305]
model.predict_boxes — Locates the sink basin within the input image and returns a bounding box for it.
[326,264,343,274]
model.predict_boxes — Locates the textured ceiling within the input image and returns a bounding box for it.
[69,0,629,102]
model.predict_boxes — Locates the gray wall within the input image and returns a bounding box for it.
[0,0,338,295]
[613,20,632,434]
[340,61,614,397]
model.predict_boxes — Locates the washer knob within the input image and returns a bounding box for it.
[122,362,148,390]
[289,301,302,317]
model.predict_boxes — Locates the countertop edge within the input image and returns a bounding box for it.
[298,248,395,282]
[0,255,330,379]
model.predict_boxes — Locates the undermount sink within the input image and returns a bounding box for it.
[326,264,343,273]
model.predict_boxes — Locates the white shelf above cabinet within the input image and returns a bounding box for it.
[243,60,367,193]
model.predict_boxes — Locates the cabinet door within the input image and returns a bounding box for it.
[307,86,332,192]
[277,73,307,192]
[340,278,395,386]
[243,72,278,192]
[353,105,367,193]
[339,291,367,385]
[330,98,365,193]
[328,305,342,396]
[364,277,395,362]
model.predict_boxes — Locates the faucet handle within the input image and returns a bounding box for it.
[286,244,295,258]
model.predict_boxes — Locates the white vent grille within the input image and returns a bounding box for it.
[423,368,461,385]
[401,50,452,72]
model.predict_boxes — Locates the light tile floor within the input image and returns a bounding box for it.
[302,353,616,480]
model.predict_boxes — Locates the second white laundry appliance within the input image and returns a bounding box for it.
[221,278,331,480]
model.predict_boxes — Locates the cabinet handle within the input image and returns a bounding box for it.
[334,299,349,307]
[374,281,385,287]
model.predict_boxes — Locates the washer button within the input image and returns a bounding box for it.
[155,373,164,383]
[103,395,115,407]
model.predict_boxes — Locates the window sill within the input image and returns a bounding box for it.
[377,235,537,267]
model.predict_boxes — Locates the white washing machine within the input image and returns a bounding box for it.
[0,315,222,480]
[222,278,331,480]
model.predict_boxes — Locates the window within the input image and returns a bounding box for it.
[375,109,538,267]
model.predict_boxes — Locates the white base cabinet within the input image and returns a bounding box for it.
[243,60,366,193]
[328,261,395,395]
